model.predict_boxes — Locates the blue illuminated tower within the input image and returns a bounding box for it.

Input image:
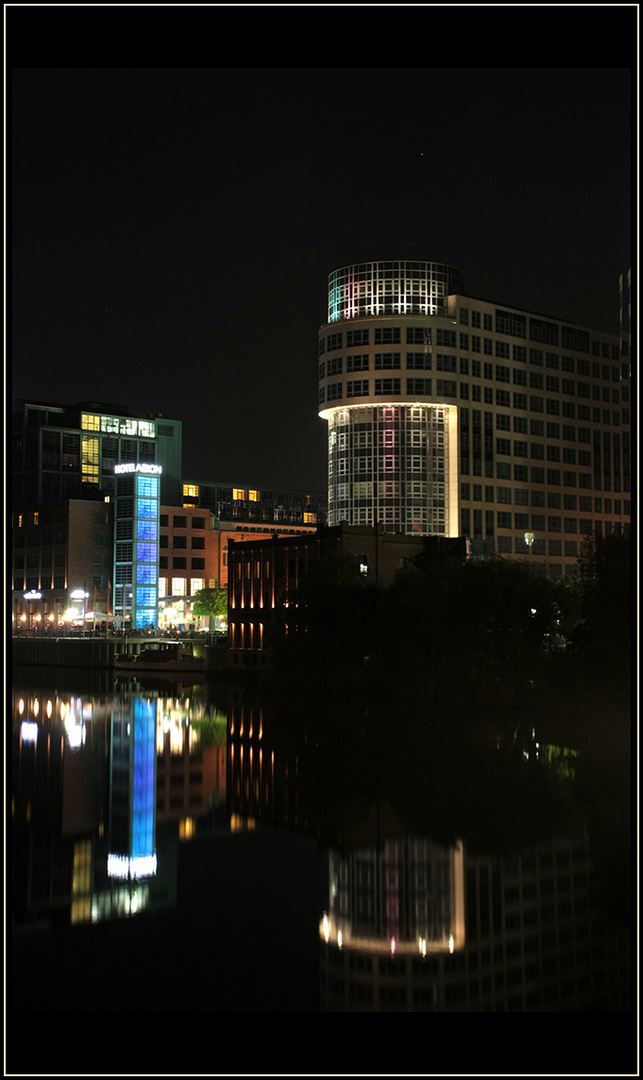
[113,463,162,628]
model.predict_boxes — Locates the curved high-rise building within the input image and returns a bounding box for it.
[318,260,631,577]
[319,261,464,537]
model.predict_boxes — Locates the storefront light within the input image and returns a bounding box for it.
[20,721,38,744]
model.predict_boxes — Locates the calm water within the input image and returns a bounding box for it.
[8,665,635,1073]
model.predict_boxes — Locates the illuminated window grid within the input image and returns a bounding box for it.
[327,262,464,323]
[183,482,199,508]
[324,403,456,537]
[81,435,100,483]
[133,473,159,629]
[81,411,156,438]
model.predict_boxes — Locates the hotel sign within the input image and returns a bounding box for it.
[114,463,163,475]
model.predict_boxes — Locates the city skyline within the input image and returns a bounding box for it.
[10,52,633,491]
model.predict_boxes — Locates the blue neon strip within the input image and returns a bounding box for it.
[130,699,156,860]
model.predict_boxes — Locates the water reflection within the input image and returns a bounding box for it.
[10,669,632,1019]
[11,674,230,932]
[317,810,628,1013]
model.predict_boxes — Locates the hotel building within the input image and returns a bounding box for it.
[181,480,326,530]
[11,398,325,630]
[318,261,631,578]
[12,399,183,631]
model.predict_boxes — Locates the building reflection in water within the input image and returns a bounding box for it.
[11,679,631,1014]
[11,679,227,933]
[225,695,631,1014]
[317,821,629,1012]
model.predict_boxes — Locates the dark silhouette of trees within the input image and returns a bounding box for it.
[568,529,632,698]
[369,544,576,711]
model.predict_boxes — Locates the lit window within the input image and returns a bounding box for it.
[233,489,246,500]
[136,586,157,607]
[138,420,156,438]
[82,436,100,482]
[171,578,186,596]
[303,512,316,524]
[81,413,100,431]
[190,578,204,594]
[248,490,260,501]
[101,415,120,433]
[183,484,199,498]
[136,542,158,563]
[136,564,157,585]
[137,498,158,519]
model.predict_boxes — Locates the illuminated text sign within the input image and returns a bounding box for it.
[114,463,163,475]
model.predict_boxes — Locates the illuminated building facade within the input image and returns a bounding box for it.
[113,462,163,629]
[318,261,631,578]
[11,498,113,630]
[157,505,318,631]
[226,524,428,665]
[11,399,182,629]
[181,480,326,528]
[11,399,183,505]
[11,399,326,630]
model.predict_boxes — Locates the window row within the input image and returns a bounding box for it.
[159,557,206,570]
[159,536,206,549]
[318,352,618,378]
[159,515,207,528]
[323,321,620,364]
[460,483,624,511]
[320,382,627,422]
[460,511,624,542]
[321,327,451,353]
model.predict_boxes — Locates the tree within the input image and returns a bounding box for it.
[192,587,227,631]
[371,550,574,710]
[569,529,632,691]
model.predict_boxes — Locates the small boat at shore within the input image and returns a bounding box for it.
[113,643,205,672]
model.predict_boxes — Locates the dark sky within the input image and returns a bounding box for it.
[10,27,634,492]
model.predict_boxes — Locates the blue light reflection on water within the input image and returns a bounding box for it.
[9,665,634,1065]
[9,673,328,1024]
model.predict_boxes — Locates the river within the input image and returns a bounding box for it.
[7,664,635,1075]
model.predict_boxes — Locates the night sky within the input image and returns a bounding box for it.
[9,16,634,493]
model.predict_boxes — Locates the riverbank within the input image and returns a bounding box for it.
[9,635,275,678]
